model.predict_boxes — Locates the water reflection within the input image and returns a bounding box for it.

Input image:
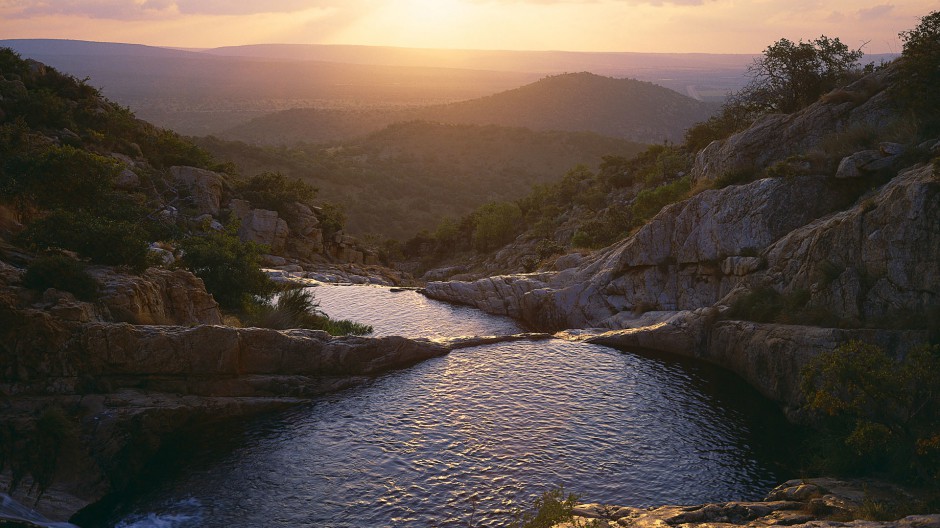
[95,286,798,528]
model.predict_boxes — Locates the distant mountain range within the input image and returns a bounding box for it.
[222,72,717,145]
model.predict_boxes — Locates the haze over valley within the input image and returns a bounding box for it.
[1,2,938,527]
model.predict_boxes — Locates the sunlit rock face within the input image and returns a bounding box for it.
[92,267,223,325]
[170,166,224,217]
[561,478,940,528]
[690,67,896,185]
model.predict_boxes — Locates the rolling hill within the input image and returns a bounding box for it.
[0,39,539,135]
[222,72,718,146]
[197,121,647,239]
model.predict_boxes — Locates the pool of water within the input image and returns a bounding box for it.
[89,286,799,528]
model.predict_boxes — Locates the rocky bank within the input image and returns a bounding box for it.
[425,65,940,414]
[0,258,462,522]
[555,479,940,528]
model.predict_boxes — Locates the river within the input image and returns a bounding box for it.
[90,285,799,528]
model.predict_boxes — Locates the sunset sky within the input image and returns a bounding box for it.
[0,0,932,54]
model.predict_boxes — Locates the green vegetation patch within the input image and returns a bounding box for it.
[802,341,940,487]
[22,254,100,301]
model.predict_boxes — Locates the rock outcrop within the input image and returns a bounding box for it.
[558,478,939,528]
[93,267,222,325]
[690,68,896,184]
[170,166,224,217]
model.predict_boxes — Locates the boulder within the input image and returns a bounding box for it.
[234,208,289,254]
[115,168,139,189]
[835,149,896,179]
[170,166,224,216]
[93,267,222,326]
[557,477,940,528]
[762,164,940,324]
[285,202,320,237]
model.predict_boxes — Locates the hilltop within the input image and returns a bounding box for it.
[0,39,538,136]
[222,72,717,145]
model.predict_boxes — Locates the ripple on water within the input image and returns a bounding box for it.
[103,286,797,528]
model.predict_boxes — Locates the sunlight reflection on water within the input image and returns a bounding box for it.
[103,285,796,528]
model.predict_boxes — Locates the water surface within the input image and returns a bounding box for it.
[95,286,798,528]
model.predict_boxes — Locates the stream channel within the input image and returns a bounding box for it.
[94,284,800,528]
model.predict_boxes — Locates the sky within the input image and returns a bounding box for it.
[0,0,932,54]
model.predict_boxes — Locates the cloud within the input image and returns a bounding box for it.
[0,0,342,19]
[857,4,894,21]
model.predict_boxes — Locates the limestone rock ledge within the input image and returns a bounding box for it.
[0,304,449,520]
[556,478,940,528]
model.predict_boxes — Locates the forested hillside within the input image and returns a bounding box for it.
[198,122,646,239]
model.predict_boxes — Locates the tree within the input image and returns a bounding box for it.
[739,36,864,114]
[802,340,940,483]
[178,225,274,310]
[898,11,940,132]
[472,201,523,252]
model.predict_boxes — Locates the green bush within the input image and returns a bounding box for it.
[802,341,940,484]
[632,175,691,224]
[18,209,151,271]
[898,11,940,134]
[22,254,99,301]
[1,145,120,211]
[178,225,275,310]
[245,288,372,336]
[472,201,523,251]
[235,171,318,219]
[511,486,581,528]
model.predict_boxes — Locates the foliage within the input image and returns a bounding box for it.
[22,254,99,301]
[632,175,691,224]
[245,287,372,336]
[4,406,80,503]
[1,145,120,211]
[235,171,318,220]
[897,11,940,134]
[802,341,940,484]
[472,201,524,251]
[318,201,347,240]
[177,225,275,310]
[740,36,864,115]
[684,35,864,150]
[511,486,581,528]
[198,123,645,240]
[18,209,152,270]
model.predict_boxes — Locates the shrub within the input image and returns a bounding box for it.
[802,341,940,484]
[18,209,151,271]
[897,11,940,133]
[235,171,318,219]
[511,486,581,528]
[472,201,523,251]
[1,145,120,211]
[631,175,692,224]
[713,167,758,189]
[22,254,99,301]
[178,225,275,310]
[245,288,372,336]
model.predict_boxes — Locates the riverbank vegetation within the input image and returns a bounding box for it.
[802,340,940,509]
[245,287,373,336]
